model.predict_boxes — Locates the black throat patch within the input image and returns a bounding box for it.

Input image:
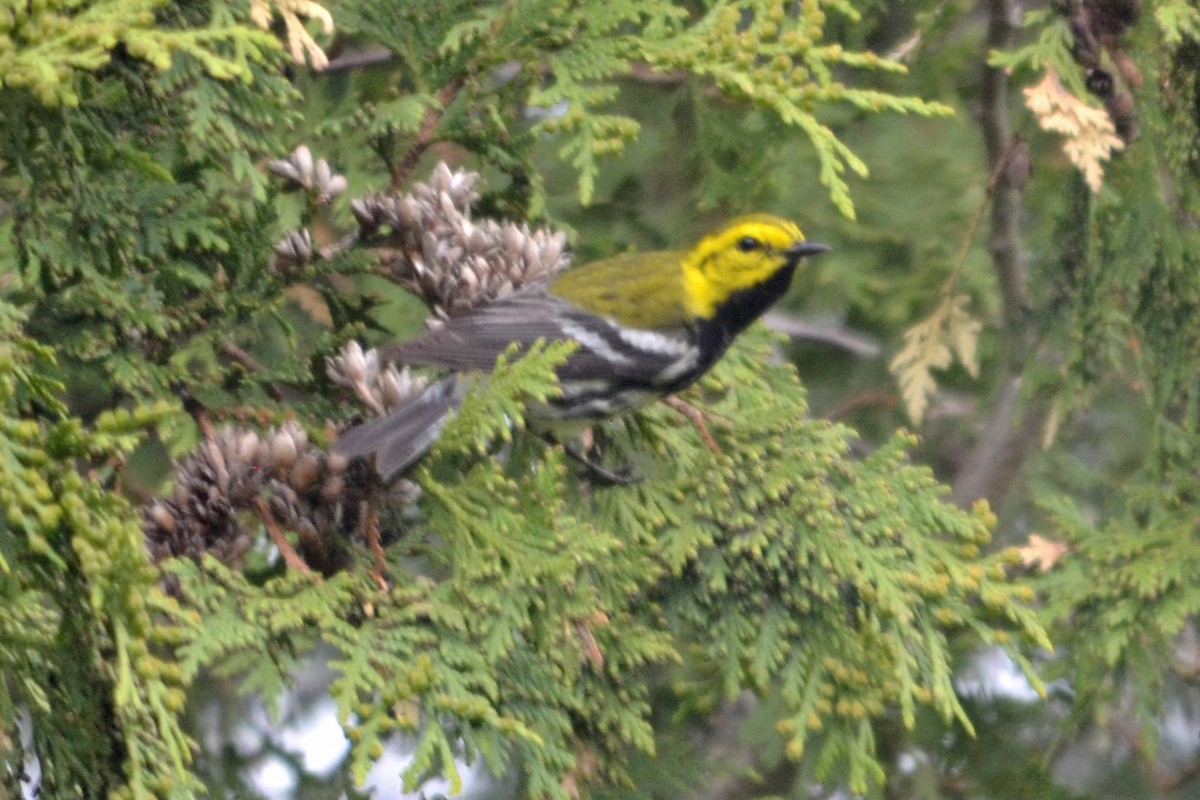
[694,261,798,372]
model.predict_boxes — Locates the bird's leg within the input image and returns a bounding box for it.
[361,499,391,592]
[541,429,641,485]
[572,611,610,669]
[560,441,641,486]
[664,395,729,453]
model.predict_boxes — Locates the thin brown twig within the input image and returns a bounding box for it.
[172,381,216,442]
[253,496,312,574]
[574,612,608,670]
[934,135,1026,311]
[825,390,897,421]
[385,2,515,191]
[362,501,390,592]
[388,75,468,192]
[220,340,266,373]
[220,341,284,401]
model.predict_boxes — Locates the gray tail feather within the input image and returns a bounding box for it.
[334,376,462,480]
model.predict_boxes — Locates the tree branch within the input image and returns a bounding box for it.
[388,75,467,192]
[951,0,1050,510]
[762,310,883,357]
[689,692,762,800]
[254,497,312,575]
[980,0,1029,326]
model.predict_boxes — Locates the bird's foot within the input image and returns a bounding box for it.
[562,443,641,486]
[664,395,729,454]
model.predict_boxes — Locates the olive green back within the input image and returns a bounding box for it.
[549,249,691,331]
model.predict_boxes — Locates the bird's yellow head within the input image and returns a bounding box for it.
[681,215,822,320]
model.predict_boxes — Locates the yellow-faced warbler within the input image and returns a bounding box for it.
[336,215,829,478]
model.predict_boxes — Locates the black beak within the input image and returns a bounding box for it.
[786,241,832,258]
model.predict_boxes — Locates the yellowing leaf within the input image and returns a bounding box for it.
[945,294,982,378]
[249,0,334,69]
[1017,534,1070,572]
[890,293,982,425]
[1024,70,1124,192]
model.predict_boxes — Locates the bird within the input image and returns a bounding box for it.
[335,215,830,479]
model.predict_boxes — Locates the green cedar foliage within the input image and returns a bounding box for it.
[0,1,352,458]
[0,0,1050,798]
[0,2,314,797]
[0,0,280,106]
[318,0,951,216]
[994,0,1200,776]
[0,309,195,798]
[161,329,1046,796]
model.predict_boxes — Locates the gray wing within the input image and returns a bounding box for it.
[379,288,695,384]
[334,375,462,479]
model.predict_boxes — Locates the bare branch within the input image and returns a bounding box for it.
[324,46,393,72]
[254,496,312,575]
[762,310,883,357]
[388,76,468,192]
[950,0,1050,509]
[980,0,1029,325]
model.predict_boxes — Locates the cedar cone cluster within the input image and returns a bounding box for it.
[351,162,571,319]
[267,145,349,272]
[326,340,431,417]
[144,159,566,576]
[1061,0,1142,142]
[144,423,357,575]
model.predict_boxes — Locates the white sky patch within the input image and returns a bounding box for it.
[361,734,499,799]
[275,697,351,775]
[238,689,496,800]
[896,748,927,774]
[249,701,351,797]
[253,756,298,798]
[955,646,1043,702]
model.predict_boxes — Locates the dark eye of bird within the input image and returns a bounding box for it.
[736,236,760,252]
